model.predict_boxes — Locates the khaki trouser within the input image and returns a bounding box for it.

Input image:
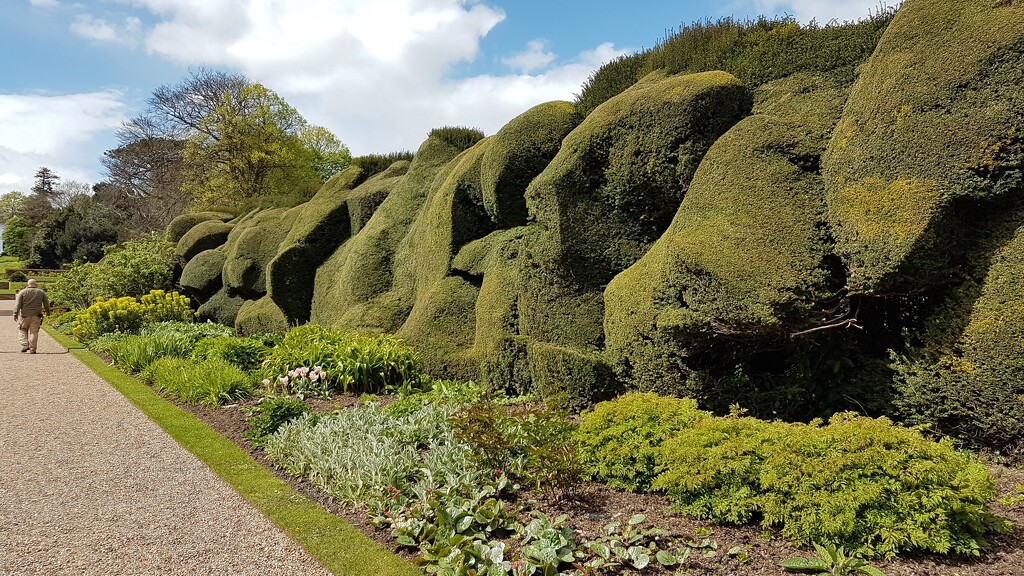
[18,315,42,352]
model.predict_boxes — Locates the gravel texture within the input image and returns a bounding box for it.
[0,301,332,576]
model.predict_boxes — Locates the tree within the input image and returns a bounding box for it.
[21,167,59,225]
[26,195,122,268]
[51,179,91,209]
[2,216,31,259]
[110,68,350,211]
[0,192,27,223]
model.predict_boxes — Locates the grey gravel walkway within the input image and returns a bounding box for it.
[0,300,332,575]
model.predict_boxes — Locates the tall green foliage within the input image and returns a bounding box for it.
[574,12,894,117]
[48,234,177,310]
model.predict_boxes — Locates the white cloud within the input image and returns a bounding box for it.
[70,14,143,46]
[115,0,625,155]
[0,92,127,191]
[502,40,556,73]
[731,0,896,24]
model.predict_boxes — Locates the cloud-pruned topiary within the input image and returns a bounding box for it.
[310,130,479,332]
[179,248,226,301]
[175,220,233,263]
[222,207,299,298]
[823,0,1024,293]
[605,74,848,403]
[236,295,290,335]
[197,288,247,327]
[166,211,233,243]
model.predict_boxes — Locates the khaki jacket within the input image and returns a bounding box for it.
[14,287,51,320]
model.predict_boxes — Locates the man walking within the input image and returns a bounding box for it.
[14,279,51,354]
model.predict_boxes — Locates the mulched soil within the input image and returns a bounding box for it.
[175,392,1024,576]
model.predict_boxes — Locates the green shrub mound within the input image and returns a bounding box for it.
[140,356,255,407]
[222,208,299,298]
[480,101,578,228]
[895,225,1024,455]
[576,394,1008,558]
[526,70,751,285]
[166,211,233,243]
[575,393,707,492]
[190,336,269,372]
[175,220,232,263]
[525,341,616,413]
[236,296,290,335]
[49,235,177,310]
[605,74,849,403]
[260,324,420,394]
[179,249,226,300]
[268,156,410,326]
[347,161,409,235]
[395,277,479,380]
[196,288,247,327]
[311,130,479,332]
[653,412,1008,558]
[822,0,1024,293]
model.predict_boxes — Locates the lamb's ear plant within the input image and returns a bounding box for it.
[781,543,886,576]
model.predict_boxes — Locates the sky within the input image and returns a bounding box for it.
[0,0,890,192]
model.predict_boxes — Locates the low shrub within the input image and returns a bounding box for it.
[141,320,233,341]
[575,393,708,492]
[48,234,176,310]
[102,331,195,373]
[191,336,269,372]
[243,396,308,448]
[140,357,255,407]
[260,324,420,394]
[265,403,477,505]
[383,378,487,419]
[450,403,582,499]
[71,290,196,341]
[651,412,1009,558]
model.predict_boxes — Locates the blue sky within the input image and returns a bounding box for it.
[0,0,889,191]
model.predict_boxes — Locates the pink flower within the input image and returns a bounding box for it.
[261,379,271,386]
[279,376,289,385]
[297,366,310,377]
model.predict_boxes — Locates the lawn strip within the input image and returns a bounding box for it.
[54,330,418,576]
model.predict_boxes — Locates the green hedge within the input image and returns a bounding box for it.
[175,220,232,263]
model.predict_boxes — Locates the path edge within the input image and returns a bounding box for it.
[43,324,419,576]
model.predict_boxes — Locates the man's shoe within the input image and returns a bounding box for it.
[29,350,36,354]
[20,347,29,353]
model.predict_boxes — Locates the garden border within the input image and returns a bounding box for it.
[43,324,419,576]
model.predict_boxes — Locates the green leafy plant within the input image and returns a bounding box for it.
[578,514,683,572]
[101,331,195,373]
[1000,484,1024,507]
[519,512,577,576]
[781,543,886,576]
[450,403,582,499]
[243,396,308,448]
[140,357,255,407]
[191,336,269,372]
[260,324,420,394]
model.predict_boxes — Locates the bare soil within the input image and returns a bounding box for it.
[178,392,1024,576]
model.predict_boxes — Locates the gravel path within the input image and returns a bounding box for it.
[0,301,332,575]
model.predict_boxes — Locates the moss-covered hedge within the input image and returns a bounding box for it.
[823,0,1024,293]
[236,296,290,336]
[222,208,298,298]
[166,211,233,243]
[197,288,247,327]
[605,74,849,402]
[175,220,232,263]
[179,249,226,300]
